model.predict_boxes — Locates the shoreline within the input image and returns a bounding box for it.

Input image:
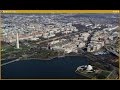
[21,54,83,61]
[19,52,119,61]
[1,54,82,61]
[2,52,117,61]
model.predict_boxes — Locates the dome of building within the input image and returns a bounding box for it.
[86,65,93,71]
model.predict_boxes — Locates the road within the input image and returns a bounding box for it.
[1,57,22,66]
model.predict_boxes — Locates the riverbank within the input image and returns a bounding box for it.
[21,53,84,61]
[2,51,117,61]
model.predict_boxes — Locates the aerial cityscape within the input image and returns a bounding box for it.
[1,13,120,79]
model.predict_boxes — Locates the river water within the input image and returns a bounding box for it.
[2,56,89,79]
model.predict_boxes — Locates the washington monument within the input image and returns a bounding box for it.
[16,33,20,49]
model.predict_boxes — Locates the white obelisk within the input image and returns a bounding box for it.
[16,33,20,49]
